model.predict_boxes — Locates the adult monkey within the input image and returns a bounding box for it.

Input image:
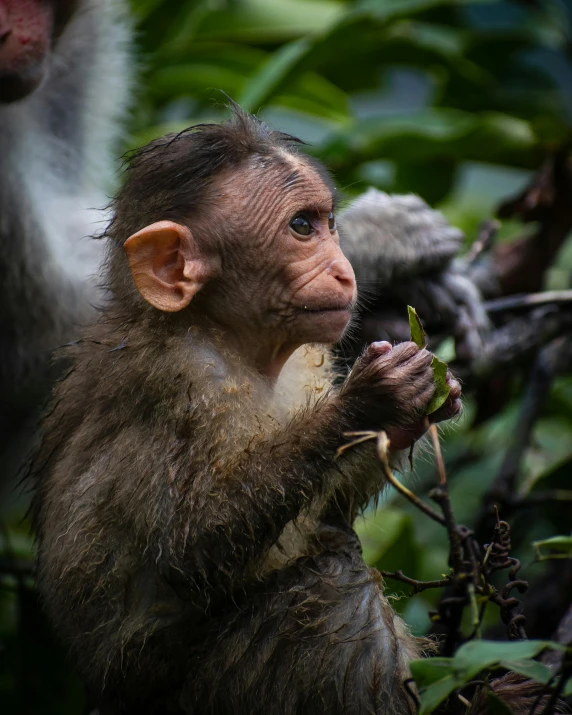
[31,107,462,715]
[0,0,130,467]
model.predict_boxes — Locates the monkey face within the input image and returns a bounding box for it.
[203,157,357,351]
[123,154,357,379]
[0,0,78,103]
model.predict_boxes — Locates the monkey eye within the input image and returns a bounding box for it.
[328,211,336,231]
[289,214,313,238]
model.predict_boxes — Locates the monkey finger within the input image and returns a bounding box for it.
[445,371,461,400]
[384,342,432,369]
[429,372,462,423]
[429,395,462,424]
[392,347,434,381]
[370,340,393,355]
[356,340,393,370]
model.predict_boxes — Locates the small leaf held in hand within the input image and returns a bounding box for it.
[408,306,451,415]
[408,305,426,348]
[427,356,451,415]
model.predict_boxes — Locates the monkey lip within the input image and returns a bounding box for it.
[294,305,353,315]
[293,306,353,338]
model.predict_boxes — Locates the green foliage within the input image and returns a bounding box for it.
[533,535,572,560]
[408,305,451,413]
[409,305,427,348]
[130,0,572,208]
[411,640,572,713]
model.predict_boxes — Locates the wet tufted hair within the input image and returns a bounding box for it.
[102,102,329,314]
[108,103,304,245]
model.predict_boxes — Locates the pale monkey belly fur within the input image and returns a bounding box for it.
[257,345,419,667]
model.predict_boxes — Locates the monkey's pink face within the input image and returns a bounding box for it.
[0,0,76,102]
[123,154,358,379]
[206,157,358,352]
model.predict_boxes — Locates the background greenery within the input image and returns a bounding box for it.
[2,0,572,711]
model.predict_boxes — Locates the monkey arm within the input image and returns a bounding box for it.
[152,393,379,598]
[148,344,459,598]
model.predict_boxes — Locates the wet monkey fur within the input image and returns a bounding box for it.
[31,107,463,715]
[0,0,130,462]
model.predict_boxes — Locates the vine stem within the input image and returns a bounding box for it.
[429,423,447,487]
[376,431,446,526]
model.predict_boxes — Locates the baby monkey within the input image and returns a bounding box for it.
[31,106,461,715]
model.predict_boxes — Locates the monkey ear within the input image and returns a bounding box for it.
[124,221,211,312]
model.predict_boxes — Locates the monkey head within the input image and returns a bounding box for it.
[0,0,78,102]
[121,144,357,380]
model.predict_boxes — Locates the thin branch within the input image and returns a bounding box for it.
[466,219,500,264]
[484,289,572,313]
[475,338,568,543]
[376,432,446,525]
[429,424,447,487]
[336,430,378,458]
[381,570,451,595]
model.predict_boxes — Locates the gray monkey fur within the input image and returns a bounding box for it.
[338,188,490,360]
[0,0,132,462]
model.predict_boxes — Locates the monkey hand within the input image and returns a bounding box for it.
[342,341,461,450]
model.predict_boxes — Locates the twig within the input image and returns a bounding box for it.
[484,289,572,313]
[458,306,572,386]
[429,486,464,576]
[381,570,450,595]
[429,424,447,487]
[376,432,446,525]
[475,338,568,544]
[336,430,379,457]
[482,517,528,640]
[466,219,500,264]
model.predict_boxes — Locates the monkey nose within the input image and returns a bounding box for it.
[329,259,357,304]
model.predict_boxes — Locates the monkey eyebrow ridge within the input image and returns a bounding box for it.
[282,172,337,210]
[284,169,302,189]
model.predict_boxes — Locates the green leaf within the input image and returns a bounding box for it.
[453,640,567,681]
[417,674,459,715]
[239,38,311,112]
[408,306,451,414]
[196,0,344,43]
[357,0,498,19]
[408,306,426,348]
[410,658,454,688]
[415,648,568,714]
[412,641,570,714]
[499,659,553,686]
[532,536,572,560]
[426,357,451,415]
[318,110,539,179]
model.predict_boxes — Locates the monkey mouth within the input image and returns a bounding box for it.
[301,307,348,314]
[295,302,355,315]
